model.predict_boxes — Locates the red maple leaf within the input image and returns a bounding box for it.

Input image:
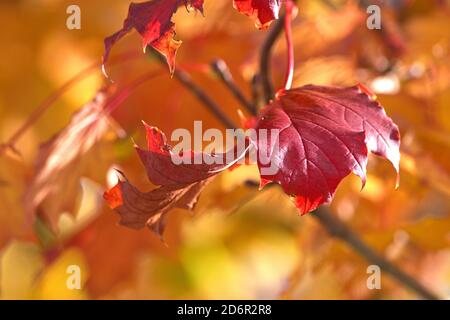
[102,0,204,76]
[104,122,251,237]
[254,84,400,214]
[233,0,281,28]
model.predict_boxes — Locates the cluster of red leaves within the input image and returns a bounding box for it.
[103,0,400,237]
[103,0,281,75]
[104,122,250,237]
[233,0,281,28]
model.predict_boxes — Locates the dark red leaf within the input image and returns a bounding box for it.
[104,174,211,237]
[104,123,250,237]
[102,0,204,76]
[254,84,400,214]
[233,0,281,28]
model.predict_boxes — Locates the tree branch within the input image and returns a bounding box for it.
[152,51,237,129]
[172,67,237,128]
[210,59,258,116]
[243,179,440,299]
[260,0,299,103]
[311,208,440,299]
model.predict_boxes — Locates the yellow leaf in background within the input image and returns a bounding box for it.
[0,241,44,299]
[35,248,89,300]
[58,178,104,241]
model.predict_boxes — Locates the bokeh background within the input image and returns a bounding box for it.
[0,0,449,299]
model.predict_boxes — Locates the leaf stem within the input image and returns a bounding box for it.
[282,0,295,91]
[260,0,298,103]
[103,70,166,116]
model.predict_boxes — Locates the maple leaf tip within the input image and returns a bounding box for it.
[104,183,124,209]
[357,82,377,101]
[101,64,111,81]
[153,231,168,246]
[130,137,139,148]
[0,143,22,159]
[113,168,127,181]
[258,177,272,190]
[360,176,367,191]
[237,109,246,126]
[395,174,400,190]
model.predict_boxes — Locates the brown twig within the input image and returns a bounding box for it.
[243,179,440,299]
[260,0,301,104]
[251,74,262,109]
[259,15,285,103]
[172,67,237,128]
[210,59,258,116]
[152,50,237,128]
[312,208,440,299]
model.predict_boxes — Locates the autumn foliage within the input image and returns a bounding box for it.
[0,0,449,300]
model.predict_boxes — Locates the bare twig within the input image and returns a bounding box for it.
[251,74,262,109]
[210,59,258,116]
[259,0,299,103]
[152,51,237,128]
[243,179,440,299]
[172,67,237,128]
[311,208,440,299]
[260,15,285,103]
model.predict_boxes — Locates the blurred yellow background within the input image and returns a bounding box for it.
[0,0,449,299]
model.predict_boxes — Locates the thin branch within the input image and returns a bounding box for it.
[260,15,285,103]
[312,207,440,300]
[251,74,262,108]
[172,67,237,128]
[259,0,299,103]
[244,179,440,299]
[151,49,237,128]
[210,59,258,116]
